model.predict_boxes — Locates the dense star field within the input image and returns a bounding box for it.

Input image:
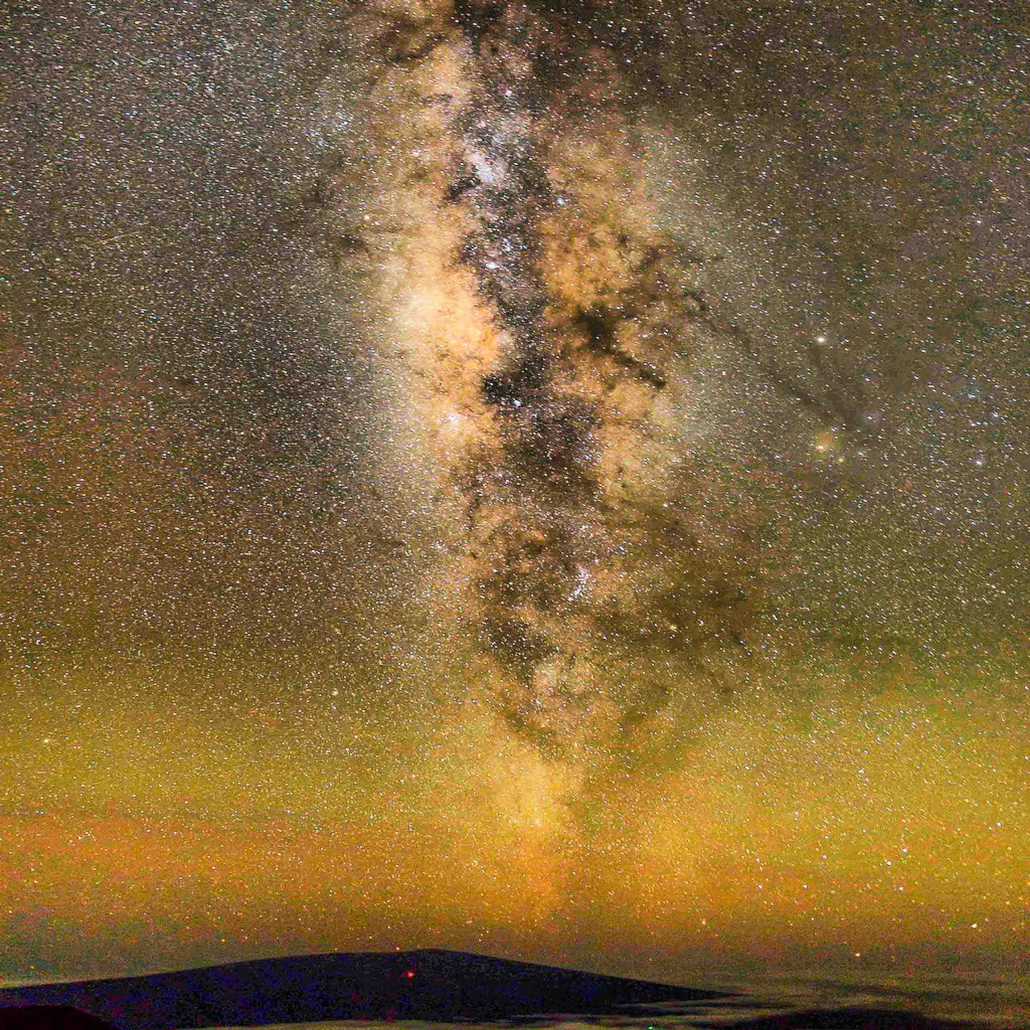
[1,0,1028,985]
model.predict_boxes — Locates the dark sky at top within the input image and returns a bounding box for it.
[1,0,1028,985]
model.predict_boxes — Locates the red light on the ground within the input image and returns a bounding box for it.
[405,970,415,978]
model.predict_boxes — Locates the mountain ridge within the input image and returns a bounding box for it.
[0,948,726,1029]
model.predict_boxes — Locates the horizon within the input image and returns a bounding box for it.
[4,946,1028,1030]
[3,944,1028,992]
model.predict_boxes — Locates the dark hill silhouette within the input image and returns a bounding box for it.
[0,1007,120,1030]
[0,948,726,1029]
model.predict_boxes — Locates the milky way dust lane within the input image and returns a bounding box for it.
[329,0,867,757]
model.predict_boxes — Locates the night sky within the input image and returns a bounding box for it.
[2,0,1028,986]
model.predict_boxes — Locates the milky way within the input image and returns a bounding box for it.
[1,0,1028,985]
[342,0,884,755]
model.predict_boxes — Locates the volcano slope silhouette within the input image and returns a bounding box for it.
[0,1007,121,1030]
[0,948,726,1029]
